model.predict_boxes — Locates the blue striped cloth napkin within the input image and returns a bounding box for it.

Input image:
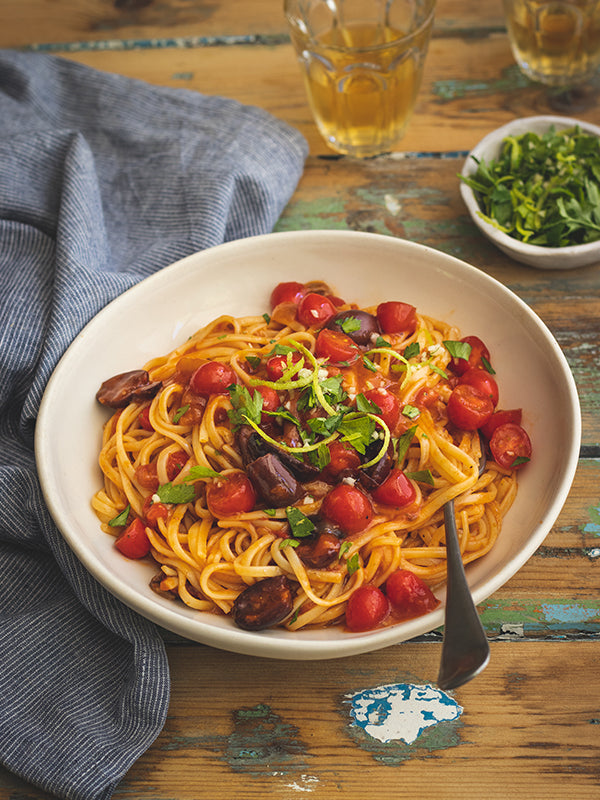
[0,49,307,799]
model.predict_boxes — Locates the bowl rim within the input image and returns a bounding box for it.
[35,229,582,660]
[460,114,600,257]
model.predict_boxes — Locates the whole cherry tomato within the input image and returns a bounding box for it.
[489,423,532,470]
[270,281,306,309]
[385,569,439,619]
[459,367,499,407]
[206,472,257,517]
[447,384,494,431]
[372,469,417,508]
[296,293,337,328]
[376,301,417,335]
[321,441,361,482]
[253,385,281,414]
[345,584,391,632]
[480,408,522,441]
[115,518,151,559]
[315,328,360,364]
[321,483,373,534]
[265,352,302,381]
[190,362,236,397]
[449,335,491,376]
[363,387,401,431]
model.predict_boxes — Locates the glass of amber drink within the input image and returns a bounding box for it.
[503,0,600,86]
[284,0,436,158]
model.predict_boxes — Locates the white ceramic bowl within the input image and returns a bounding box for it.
[460,115,600,269]
[35,230,581,660]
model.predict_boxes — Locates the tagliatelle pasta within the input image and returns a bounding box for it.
[92,280,525,633]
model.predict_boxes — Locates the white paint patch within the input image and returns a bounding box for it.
[384,194,402,214]
[284,775,320,792]
[346,683,462,744]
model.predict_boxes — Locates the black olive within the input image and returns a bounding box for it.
[232,575,295,630]
[326,310,381,346]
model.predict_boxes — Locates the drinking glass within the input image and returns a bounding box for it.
[503,0,600,87]
[284,0,436,158]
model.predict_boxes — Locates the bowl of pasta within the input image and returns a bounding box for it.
[36,230,581,660]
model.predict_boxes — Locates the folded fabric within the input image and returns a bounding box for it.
[0,49,307,800]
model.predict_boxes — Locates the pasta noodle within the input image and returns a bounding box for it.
[92,281,521,633]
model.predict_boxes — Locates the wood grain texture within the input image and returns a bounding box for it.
[0,0,506,48]
[1,642,599,799]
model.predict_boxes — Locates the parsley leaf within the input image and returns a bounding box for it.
[396,425,417,464]
[444,340,472,361]
[346,552,360,575]
[402,404,420,420]
[403,341,420,360]
[109,505,130,527]
[186,465,222,481]
[228,384,263,428]
[405,469,435,486]
[286,507,316,538]
[339,316,361,334]
[156,482,196,504]
[338,414,376,454]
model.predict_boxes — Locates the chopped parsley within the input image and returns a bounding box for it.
[156,482,196,504]
[285,506,315,538]
[460,125,600,246]
[109,505,130,527]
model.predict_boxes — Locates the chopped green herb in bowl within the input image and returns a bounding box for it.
[460,115,600,269]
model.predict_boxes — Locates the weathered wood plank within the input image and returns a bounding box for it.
[0,0,506,49]
[2,641,597,799]
[6,34,599,157]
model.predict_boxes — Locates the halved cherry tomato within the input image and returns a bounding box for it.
[480,408,523,441]
[142,495,168,528]
[296,293,337,327]
[346,585,391,632]
[115,518,151,559]
[252,385,281,415]
[135,463,159,492]
[265,352,303,381]
[489,423,532,470]
[166,451,188,481]
[138,406,154,431]
[376,301,417,335]
[385,569,439,620]
[372,469,417,508]
[190,362,236,397]
[315,328,360,364]
[459,367,499,407]
[447,384,494,431]
[270,281,306,309]
[321,483,373,534]
[206,472,257,517]
[449,335,491,376]
[321,441,361,481]
[363,387,401,431]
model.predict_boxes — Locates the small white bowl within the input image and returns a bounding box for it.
[460,115,600,269]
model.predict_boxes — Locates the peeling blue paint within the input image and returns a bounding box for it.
[583,504,600,536]
[345,683,462,745]
[540,603,600,624]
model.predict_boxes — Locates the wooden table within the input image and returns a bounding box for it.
[2,2,599,798]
